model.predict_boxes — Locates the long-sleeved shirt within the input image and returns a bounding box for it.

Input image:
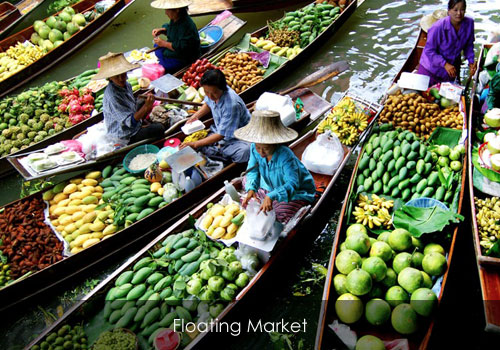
[419,16,475,82]
[487,72,500,110]
[162,13,200,64]
[204,87,251,141]
[245,144,316,203]
[103,81,141,141]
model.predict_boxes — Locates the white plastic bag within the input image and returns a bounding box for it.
[302,131,344,175]
[245,198,276,240]
[255,92,296,126]
[77,122,127,158]
[485,42,500,67]
[487,28,500,44]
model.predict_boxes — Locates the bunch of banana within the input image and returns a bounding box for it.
[475,196,500,252]
[183,129,208,143]
[351,112,368,131]
[128,49,153,62]
[200,202,245,240]
[0,261,11,287]
[337,96,356,114]
[353,194,394,229]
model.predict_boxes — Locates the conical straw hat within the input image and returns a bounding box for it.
[151,0,192,9]
[420,9,448,32]
[92,52,140,80]
[234,110,298,144]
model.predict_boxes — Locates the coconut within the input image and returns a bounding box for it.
[492,154,500,171]
[484,132,497,144]
[485,108,500,128]
[139,77,151,88]
[487,135,500,154]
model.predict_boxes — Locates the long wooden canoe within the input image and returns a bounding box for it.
[467,42,500,333]
[178,0,358,104]
[0,0,46,39]
[0,14,246,179]
[0,86,332,312]
[24,99,362,349]
[315,28,467,349]
[187,0,310,17]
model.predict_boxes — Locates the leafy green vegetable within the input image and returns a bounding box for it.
[47,0,80,15]
[393,205,463,238]
[486,241,500,258]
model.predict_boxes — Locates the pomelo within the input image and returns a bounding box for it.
[335,293,364,324]
[423,243,445,256]
[333,274,349,295]
[46,16,57,29]
[436,144,450,157]
[63,6,76,16]
[66,22,80,35]
[59,11,72,23]
[41,39,54,51]
[72,13,86,27]
[30,32,41,45]
[346,269,372,296]
[411,236,423,250]
[392,252,412,274]
[491,154,500,171]
[48,29,63,43]
[422,252,447,276]
[63,32,71,41]
[345,232,371,255]
[391,303,418,334]
[33,20,45,32]
[388,228,412,251]
[365,298,391,326]
[410,287,437,317]
[397,267,423,293]
[37,25,51,39]
[55,20,67,32]
[411,251,424,269]
[377,231,390,243]
[53,40,64,48]
[385,286,409,308]
[346,223,367,236]
[369,237,377,246]
[421,271,433,288]
[362,256,387,282]
[356,335,386,350]
[335,249,362,275]
[381,267,397,288]
[370,241,393,262]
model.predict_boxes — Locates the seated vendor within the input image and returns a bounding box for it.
[180,69,251,163]
[94,52,165,145]
[151,0,201,73]
[236,110,316,225]
[486,63,500,110]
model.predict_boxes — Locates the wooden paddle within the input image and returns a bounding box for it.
[138,94,204,107]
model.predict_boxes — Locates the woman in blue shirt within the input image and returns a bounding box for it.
[181,69,251,163]
[235,110,316,224]
[151,0,201,73]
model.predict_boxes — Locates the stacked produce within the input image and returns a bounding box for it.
[103,229,251,347]
[58,87,95,125]
[0,260,11,287]
[317,97,369,145]
[183,129,208,143]
[474,196,500,253]
[217,52,265,93]
[0,43,45,80]
[378,91,464,140]
[30,324,88,350]
[250,37,302,59]
[182,58,218,89]
[352,194,394,229]
[334,223,446,341]
[199,202,246,240]
[178,85,206,103]
[0,196,64,279]
[356,127,464,204]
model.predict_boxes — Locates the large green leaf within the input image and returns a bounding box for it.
[393,205,463,237]
[428,127,462,147]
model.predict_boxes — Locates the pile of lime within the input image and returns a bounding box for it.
[334,224,446,335]
[31,324,88,350]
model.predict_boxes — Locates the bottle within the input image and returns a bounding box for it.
[184,176,195,193]
[224,180,240,201]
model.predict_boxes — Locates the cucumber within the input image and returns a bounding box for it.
[126,213,139,222]
[120,300,136,316]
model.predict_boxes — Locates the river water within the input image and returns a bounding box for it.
[2,0,500,349]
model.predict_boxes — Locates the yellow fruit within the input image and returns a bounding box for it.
[82,179,98,186]
[65,223,77,234]
[73,234,92,247]
[63,183,78,194]
[49,200,56,206]
[79,223,92,234]
[77,184,84,190]
[90,220,105,232]
[51,219,59,227]
[150,182,162,193]
[103,224,118,236]
[85,171,101,179]
[223,213,234,220]
[219,216,231,228]
[97,211,110,221]
[206,226,215,237]
[53,206,67,217]
[53,192,68,204]
[81,186,95,193]
[65,206,81,215]
[222,232,236,240]
[83,204,97,213]
[74,219,84,229]
[91,231,104,239]
[158,188,164,196]
[82,212,97,223]
[225,204,240,216]
[68,199,83,206]
[43,190,55,201]
[82,238,100,249]
[56,225,65,233]
[227,223,238,235]
[58,198,71,207]
[200,214,214,230]
[92,192,103,199]
[71,211,86,222]
[212,227,226,239]
[71,247,84,254]
[209,204,225,217]
[69,178,83,185]
[93,186,104,193]
[211,215,223,228]
[82,196,98,205]
[59,216,73,226]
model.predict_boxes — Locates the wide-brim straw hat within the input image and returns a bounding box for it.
[151,0,192,9]
[92,52,140,80]
[234,110,298,144]
[420,9,448,32]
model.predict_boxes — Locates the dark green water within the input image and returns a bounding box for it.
[2,0,500,349]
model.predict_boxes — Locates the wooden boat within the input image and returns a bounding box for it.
[178,0,358,103]
[0,13,246,178]
[0,85,333,312]
[315,28,467,349]
[0,0,46,39]
[25,94,380,349]
[187,0,310,17]
[467,42,500,332]
[0,0,137,98]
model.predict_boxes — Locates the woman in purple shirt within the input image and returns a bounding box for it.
[418,0,477,87]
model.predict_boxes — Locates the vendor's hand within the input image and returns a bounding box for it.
[153,37,168,48]
[259,196,273,215]
[469,61,477,77]
[444,62,457,78]
[179,141,197,150]
[144,93,155,110]
[242,190,256,207]
[186,115,199,124]
[152,28,164,37]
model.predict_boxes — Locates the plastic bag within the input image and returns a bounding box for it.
[234,245,260,276]
[255,92,296,126]
[77,122,127,158]
[245,198,276,240]
[487,29,500,44]
[485,42,500,67]
[142,63,165,81]
[60,140,83,154]
[302,131,344,175]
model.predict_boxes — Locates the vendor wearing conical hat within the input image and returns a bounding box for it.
[93,52,165,144]
[236,110,316,224]
[417,0,476,87]
[151,0,201,73]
